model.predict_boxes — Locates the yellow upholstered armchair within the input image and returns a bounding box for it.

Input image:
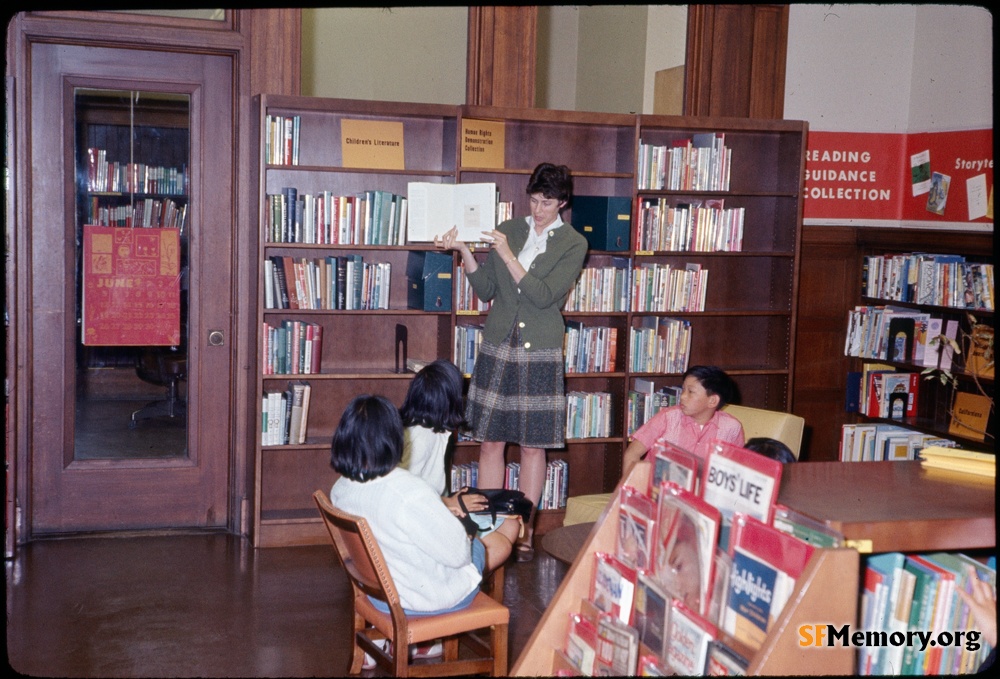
[562,405,805,526]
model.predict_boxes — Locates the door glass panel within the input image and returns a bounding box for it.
[73,89,190,460]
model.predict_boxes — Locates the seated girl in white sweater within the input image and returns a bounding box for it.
[329,394,520,615]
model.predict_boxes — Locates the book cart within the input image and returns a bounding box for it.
[251,95,807,548]
[512,459,995,675]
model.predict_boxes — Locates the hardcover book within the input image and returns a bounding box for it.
[406,181,497,242]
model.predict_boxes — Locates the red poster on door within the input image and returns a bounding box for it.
[82,225,182,346]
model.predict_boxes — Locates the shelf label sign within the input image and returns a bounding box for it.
[82,225,181,346]
[803,129,993,227]
[341,119,405,170]
[462,118,505,168]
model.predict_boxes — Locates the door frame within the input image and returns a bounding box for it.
[5,11,258,547]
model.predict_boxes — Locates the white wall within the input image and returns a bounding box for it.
[785,4,992,132]
[301,7,467,104]
[299,5,992,135]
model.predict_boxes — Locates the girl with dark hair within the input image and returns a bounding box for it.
[399,359,466,496]
[329,394,520,618]
[435,162,588,561]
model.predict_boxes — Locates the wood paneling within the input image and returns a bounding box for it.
[466,6,537,108]
[685,4,788,118]
[792,226,857,461]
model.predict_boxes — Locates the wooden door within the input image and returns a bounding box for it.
[27,43,234,534]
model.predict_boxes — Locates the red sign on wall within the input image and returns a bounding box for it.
[82,225,182,346]
[803,129,993,227]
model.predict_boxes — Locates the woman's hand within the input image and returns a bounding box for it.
[435,226,464,251]
[482,229,515,264]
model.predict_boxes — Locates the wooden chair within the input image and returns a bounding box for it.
[312,490,509,677]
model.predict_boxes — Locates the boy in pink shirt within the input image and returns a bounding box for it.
[622,365,744,482]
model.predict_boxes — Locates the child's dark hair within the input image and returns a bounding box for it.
[526,162,573,205]
[683,365,738,408]
[744,437,797,464]
[330,394,403,482]
[400,359,466,433]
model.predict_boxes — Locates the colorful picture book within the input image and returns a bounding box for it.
[654,481,721,618]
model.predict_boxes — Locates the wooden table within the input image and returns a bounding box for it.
[778,460,995,553]
[540,521,596,565]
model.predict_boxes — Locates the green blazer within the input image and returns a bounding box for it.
[467,217,588,351]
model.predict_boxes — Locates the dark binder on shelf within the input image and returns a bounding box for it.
[406,250,453,312]
[571,195,631,252]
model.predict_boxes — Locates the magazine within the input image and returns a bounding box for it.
[591,552,638,625]
[654,481,721,618]
[701,440,782,547]
[665,598,718,676]
[648,441,700,500]
[617,485,657,571]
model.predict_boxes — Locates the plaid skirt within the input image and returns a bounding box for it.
[465,328,566,449]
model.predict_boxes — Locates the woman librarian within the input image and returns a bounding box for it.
[436,162,588,561]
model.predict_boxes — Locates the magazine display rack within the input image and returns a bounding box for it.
[512,461,859,675]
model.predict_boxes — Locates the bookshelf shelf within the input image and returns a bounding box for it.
[251,96,806,547]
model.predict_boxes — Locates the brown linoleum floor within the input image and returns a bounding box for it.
[5,532,568,677]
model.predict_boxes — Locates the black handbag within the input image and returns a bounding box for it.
[453,488,533,535]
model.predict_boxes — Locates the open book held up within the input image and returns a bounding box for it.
[407,182,497,242]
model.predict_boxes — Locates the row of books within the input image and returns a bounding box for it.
[261,380,312,447]
[264,254,390,311]
[636,133,732,192]
[454,263,491,312]
[502,460,570,510]
[628,316,692,374]
[566,391,614,439]
[859,551,995,675]
[845,305,959,368]
[839,423,955,462]
[559,440,840,676]
[563,260,631,313]
[264,114,300,166]
[635,198,745,253]
[846,365,920,419]
[453,324,484,376]
[631,262,709,313]
[446,460,569,510]
[85,147,187,195]
[861,252,994,311]
[266,188,408,246]
[261,320,323,375]
[625,379,681,436]
[564,322,618,374]
[84,197,188,230]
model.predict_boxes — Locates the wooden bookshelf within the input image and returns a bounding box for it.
[251,97,807,547]
[848,228,994,453]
